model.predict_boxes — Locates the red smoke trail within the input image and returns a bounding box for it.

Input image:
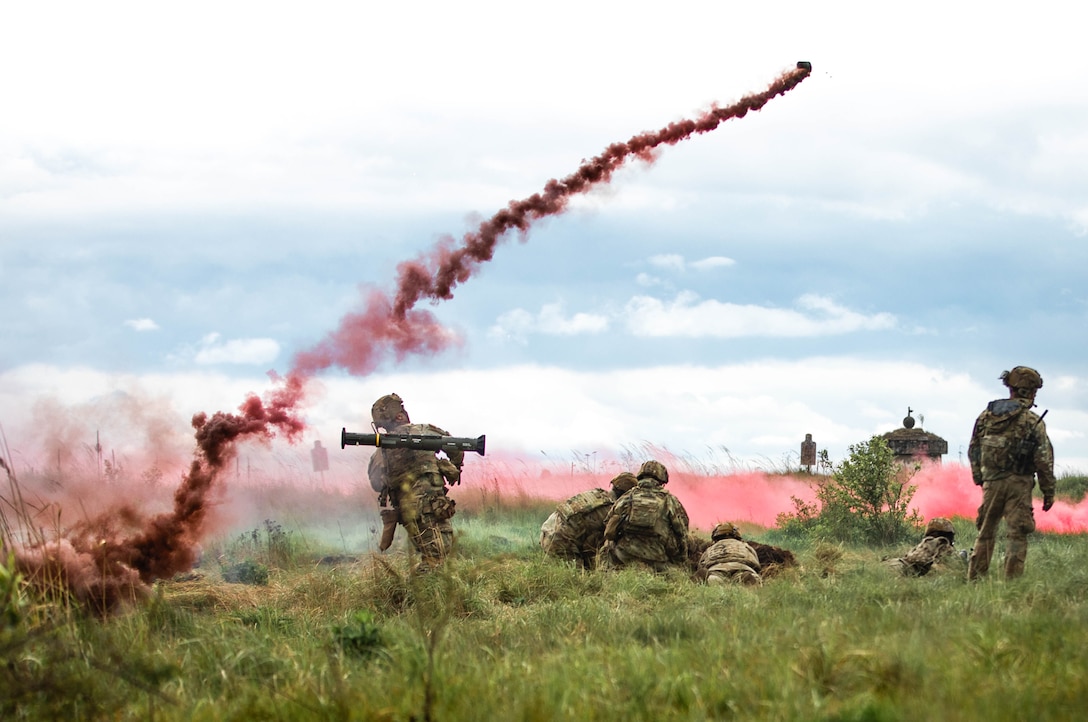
[11,374,307,615]
[292,63,813,375]
[9,64,811,614]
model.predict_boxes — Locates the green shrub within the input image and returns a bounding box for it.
[777,436,922,546]
[332,609,386,661]
[220,560,269,586]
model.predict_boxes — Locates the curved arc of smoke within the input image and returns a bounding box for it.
[391,65,812,319]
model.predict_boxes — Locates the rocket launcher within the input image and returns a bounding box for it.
[341,428,486,456]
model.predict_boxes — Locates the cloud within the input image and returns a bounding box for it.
[623,292,897,338]
[690,256,736,271]
[124,318,159,332]
[193,334,280,365]
[635,272,664,288]
[648,254,685,271]
[647,254,736,273]
[489,303,609,343]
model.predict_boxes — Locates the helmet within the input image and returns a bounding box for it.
[711,522,742,541]
[1001,366,1043,394]
[637,460,669,485]
[371,393,407,428]
[924,517,955,540]
[609,472,638,495]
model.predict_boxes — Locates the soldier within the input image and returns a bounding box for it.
[598,460,689,572]
[967,366,1056,580]
[540,472,637,569]
[696,522,763,586]
[367,393,464,569]
[884,517,964,577]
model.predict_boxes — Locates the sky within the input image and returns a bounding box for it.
[2,0,1087,484]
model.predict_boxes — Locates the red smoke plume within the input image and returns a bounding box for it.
[292,64,813,375]
[496,457,1088,535]
[9,64,812,614]
[11,374,307,615]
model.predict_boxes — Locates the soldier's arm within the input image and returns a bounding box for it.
[602,500,626,542]
[424,422,466,469]
[668,497,690,560]
[1034,422,1057,500]
[437,458,461,485]
[967,416,984,485]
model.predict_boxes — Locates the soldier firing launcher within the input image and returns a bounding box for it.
[341,428,486,456]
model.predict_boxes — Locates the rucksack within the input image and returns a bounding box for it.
[624,488,667,537]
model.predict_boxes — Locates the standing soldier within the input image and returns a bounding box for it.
[368,394,464,569]
[598,460,689,572]
[967,366,1056,580]
[540,472,638,569]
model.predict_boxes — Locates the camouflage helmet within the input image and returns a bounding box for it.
[711,522,742,541]
[609,472,638,495]
[924,517,955,540]
[371,393,407,428]
[637,460,669,485]
[1001,366,1043,394]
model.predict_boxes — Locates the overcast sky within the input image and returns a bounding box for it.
[2,1,1086,478]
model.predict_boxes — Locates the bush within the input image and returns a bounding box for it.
[777,436,922,546]
[332,609,386,661]
[220,560,270,586]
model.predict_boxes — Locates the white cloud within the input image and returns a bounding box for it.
[488,303,609,343]
[193,336,281,365]
[623,292,897,338]
[2,360,1085,479]
[646,254,736,273]
[648,254,685,271]
[124,318,159,332]
[690,256,736,271]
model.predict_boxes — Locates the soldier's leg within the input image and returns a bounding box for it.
[968,483,1007,580]
[396,484,425,554]
[1003,479,1036,580]
[1004,535,1028,579]
[415,519,446,567]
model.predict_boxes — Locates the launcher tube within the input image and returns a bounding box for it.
[341,428,486,456]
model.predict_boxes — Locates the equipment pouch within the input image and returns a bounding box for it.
[979,435,1012,472]
[428,495,457,521]
[625,492,666,536]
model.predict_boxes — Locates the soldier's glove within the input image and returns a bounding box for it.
[972,474,984,487]
[1043,495,1054,512]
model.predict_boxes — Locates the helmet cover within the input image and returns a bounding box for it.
[637,460,669,485]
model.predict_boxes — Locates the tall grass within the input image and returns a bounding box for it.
[3,452,1088,720]
[6,510,1088,719]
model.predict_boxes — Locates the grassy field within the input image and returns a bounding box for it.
[4,492,1088,722]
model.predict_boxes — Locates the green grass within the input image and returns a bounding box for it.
[5,507,1088,721]
[1055,472,1088,502]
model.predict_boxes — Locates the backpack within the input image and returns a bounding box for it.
[623,487,668,537]
[976,399,1037,475]
[556,489,613,521]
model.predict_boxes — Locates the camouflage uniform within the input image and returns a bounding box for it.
[367,394,464,568]
[884,518,963,577]
[697,523,762,586]
[599,461,689,573]
[541,473,637,569]
[967,367,1056,580]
